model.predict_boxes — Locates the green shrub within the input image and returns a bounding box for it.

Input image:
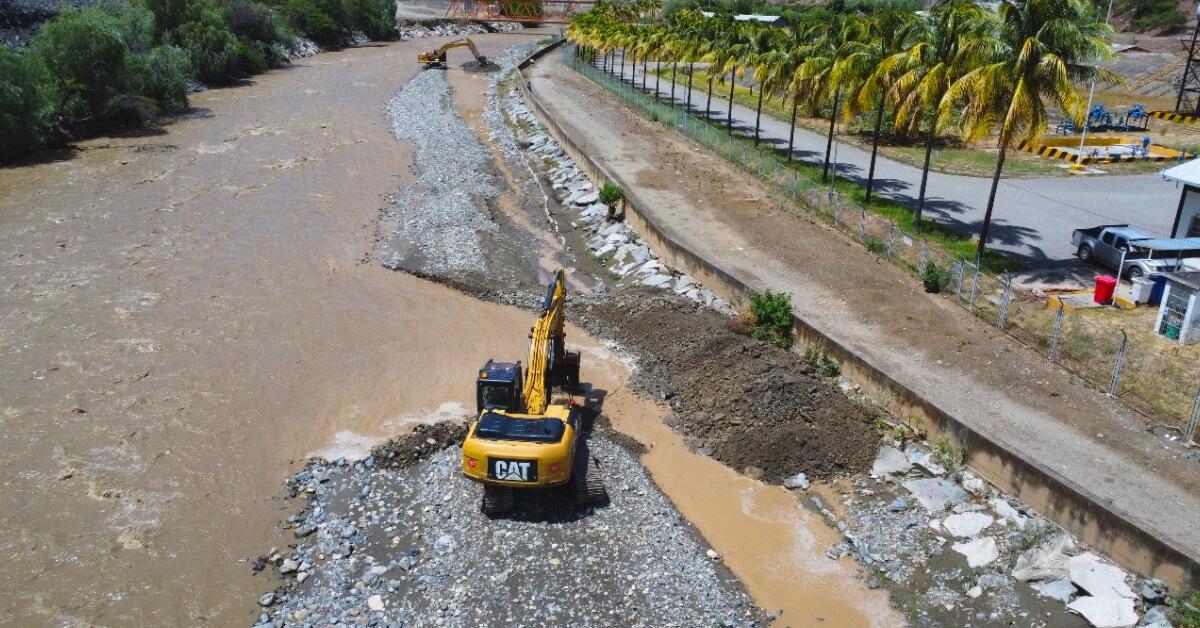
[224,0,293,45]
[921,261,947,293]
[127,44,192,111]
[804,347,840,377]
[864,237,886,255]
[598,183,624,207]
[343,0,397,40]
[0,48,55,161]
[748,289,795,349]
[171,0,240,83]
[1121,0,1187,32]
[34,7,132,131]
[280,0,344,43]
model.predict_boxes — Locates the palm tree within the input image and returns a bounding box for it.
[704,19,750,134]
[794,14,865,182]
[889,0,994,226]
[841,10,919,202]
[744,25,782,145]
[941,0,1116,265]
[754,27,807,157]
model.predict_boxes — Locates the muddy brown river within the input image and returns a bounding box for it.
[1,33,895,626]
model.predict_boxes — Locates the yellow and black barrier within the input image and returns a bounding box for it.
[1016,139,1191,164]
[1148,110,1200,124]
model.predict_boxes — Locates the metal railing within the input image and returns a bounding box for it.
[567,49,1200,434]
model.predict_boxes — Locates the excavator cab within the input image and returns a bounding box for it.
[476,360,523,414]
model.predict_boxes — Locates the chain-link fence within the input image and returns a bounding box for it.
[566,50,1200,439]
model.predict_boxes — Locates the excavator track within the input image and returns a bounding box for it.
[482,485,514,516]
[573,451,608,505]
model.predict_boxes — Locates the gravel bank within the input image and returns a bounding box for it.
[381,69,500,278]
[255,426,762,627]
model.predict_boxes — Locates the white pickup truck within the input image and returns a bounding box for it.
[1071,224,1200,279]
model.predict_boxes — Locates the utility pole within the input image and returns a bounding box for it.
[1175,4,1200,114]
[1072,0,1116,172]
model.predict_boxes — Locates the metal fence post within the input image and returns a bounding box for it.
[1108,330,1128,396]
[1186,383,1200,445]
[858,208,867,241]
[918,240,929,273]
[1050,305,1065,360]
[833,199,842,227]
[997,275,1012,329]
[954,261,965,303]
[886,223,895,258]
[969,265,981,312]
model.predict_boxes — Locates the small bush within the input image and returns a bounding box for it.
[864,237,886,255]
[125,44,192,112]
[932,435,962,471]
[1172,590,1200,628]
[598,183,624,206]
[171,0,240,83]
[921,261,948,293]
[0,48,55,161]
[749,289,794,349]
[280,0,344,43]
[34,7,132,131]
[803,347,840,377]
[343,0,398,40]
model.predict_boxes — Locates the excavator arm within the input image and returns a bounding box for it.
[521,269,567,416]
[416,37,487,68]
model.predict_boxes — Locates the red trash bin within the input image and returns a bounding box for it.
[1094,275,1117,304]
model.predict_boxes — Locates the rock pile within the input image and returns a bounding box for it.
[256,430,763,627]
[396,20,522,41]
[495,76,733,313]
[820,436,1177,628]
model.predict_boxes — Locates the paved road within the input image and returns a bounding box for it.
[602,59,1187,266]
[533,53,1200,590]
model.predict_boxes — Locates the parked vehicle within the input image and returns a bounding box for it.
[1071,225,1200,279]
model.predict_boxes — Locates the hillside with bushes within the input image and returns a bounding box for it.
[0,0,397,162]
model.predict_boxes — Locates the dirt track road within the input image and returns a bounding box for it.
[0,33,551,626]
[527,52,1200,580]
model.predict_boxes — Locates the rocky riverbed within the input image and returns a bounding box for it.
[253,424,762,627]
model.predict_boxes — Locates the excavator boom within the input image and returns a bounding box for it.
[416,37,488,68]
[521,269,567,416]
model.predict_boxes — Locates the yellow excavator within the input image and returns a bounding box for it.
[417,37,488,69]
[461,269,607,514]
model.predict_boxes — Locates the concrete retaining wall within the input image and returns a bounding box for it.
[515,45,1200,590]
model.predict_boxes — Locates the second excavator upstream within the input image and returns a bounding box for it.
[417,37,489,69]
[460,269,607,515]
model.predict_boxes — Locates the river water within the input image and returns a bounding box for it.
[0,33,896,627]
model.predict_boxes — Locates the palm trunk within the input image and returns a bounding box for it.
[916,118,935,228]
[865,97,885,203]
[822,86,841,183]
[621,49,627,81]
[642,57,647,90]
[671,62,678,107]
[630,54,636,85]
[976,139,1009,267]
[787,96,798,162]
[686,61,694,111]
[655,61,661,97]
[705,75,713,117]
[754,87,764,145]
[727,73,735,134]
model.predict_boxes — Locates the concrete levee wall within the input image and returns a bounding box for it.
[514,44,1200,590]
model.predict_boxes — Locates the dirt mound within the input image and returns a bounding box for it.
[373,421,468,468]
[574,289,879,484]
